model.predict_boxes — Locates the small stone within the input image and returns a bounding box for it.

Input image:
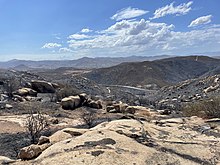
[5,104,13,109]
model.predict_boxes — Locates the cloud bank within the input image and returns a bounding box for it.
[42,3,220,58]
[65,19,220,56]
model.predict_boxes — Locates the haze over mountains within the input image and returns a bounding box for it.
[0,55,173,70]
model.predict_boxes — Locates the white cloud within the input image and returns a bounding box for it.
[188,15,212,27]
[81,28,92,33]
[42,43,62,49]
[111,7,149,21]
[68,33,91,40]
[59,47,73,53]
[107,20,131,32]
[55,36,61,40]
[68,19,175,50]
[151,1,193,19]
[66,18,220,57]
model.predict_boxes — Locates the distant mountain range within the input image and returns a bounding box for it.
[84,56,220,87]
[0,55,173,70]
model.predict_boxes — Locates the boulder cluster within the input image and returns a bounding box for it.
[61,93,102,110]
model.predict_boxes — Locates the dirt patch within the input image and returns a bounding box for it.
[0,121,25,133]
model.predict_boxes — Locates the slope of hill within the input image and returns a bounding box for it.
[148,73,220,110]
[84,56,220,87]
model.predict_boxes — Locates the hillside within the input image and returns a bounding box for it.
[84,56,220,87]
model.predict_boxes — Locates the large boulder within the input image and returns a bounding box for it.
[18,144,42,160]
[112,103,128,113]
[123,106,149,114]
[61,95,82,110]
[85,99,103,109]
[13,88,37,97]
[31,80,58,93]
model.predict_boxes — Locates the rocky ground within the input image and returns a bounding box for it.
[149,74,220,111]
[0,68,220,164]
[1,115,220,165]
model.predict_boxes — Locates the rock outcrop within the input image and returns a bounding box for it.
[31,80,58,93]
[61,94,104,110]
[85,99,102,109]
[12,117,220,165]
[61,96,81,110]
[13,88,37,97]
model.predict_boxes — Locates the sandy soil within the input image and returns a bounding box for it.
[0,120,25,133]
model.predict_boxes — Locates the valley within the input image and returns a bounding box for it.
[0,56,220,164]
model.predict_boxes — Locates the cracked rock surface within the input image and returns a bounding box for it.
[13,117,220,165]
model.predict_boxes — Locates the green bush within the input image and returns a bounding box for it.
[182,97,220,119]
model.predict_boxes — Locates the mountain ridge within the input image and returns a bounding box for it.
[0,55,173,69]
[84,56,220,87]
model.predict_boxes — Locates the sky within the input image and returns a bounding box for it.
[0,0,220,61]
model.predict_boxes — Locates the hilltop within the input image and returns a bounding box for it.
[85,56,220,88]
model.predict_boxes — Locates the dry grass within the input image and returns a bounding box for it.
[182,97,220,119]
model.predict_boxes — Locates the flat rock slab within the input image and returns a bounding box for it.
[12,118,220,165]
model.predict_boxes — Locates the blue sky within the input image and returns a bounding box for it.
[0,0,220,61]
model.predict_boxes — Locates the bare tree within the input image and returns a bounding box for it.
[3,77,20,98]
[81,111,95,128]
[25,110,48,144]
